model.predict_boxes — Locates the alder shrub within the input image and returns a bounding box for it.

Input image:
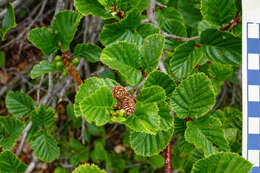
[0,0,254,172]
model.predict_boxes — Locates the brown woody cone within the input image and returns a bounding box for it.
[121,96,136,116]
[112,86,130,100]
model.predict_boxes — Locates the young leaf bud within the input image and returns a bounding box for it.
[56,61,64,69]
[54,55,62,61]
[72,57,80,66]
[61,69,68,76]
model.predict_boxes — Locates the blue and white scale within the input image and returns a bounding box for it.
[243,1,260,172]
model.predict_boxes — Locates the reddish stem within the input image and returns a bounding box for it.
[164,143,172,173]
[220,12,240,31]
[184,117,193,122]
[195,43,201,48]
[62,52,83,86]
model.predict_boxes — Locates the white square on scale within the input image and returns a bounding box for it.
[248,117,260,134]
[248,85,260,102]
[248,54,260,70]
[248,23,260,38]
[248,150,260,166]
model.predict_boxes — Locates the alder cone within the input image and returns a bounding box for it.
[112,86,130,100]
[112,86,136,116]
[121,96,136,116]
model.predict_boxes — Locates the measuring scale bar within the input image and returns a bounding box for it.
[243,1,260,172]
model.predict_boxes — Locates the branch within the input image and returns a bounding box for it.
[155,1,167,8]
[25,155,38,173]
[161,31,200,41]
[220,13,240,31]
[146,0,200,42]
[213,83,227,111]
[147,1,175,172]
[164,144,172,173]
[16,121,32,156]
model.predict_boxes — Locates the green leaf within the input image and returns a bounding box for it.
[169,41,203,79]
[201,0,236,26]
[174,117,186,135]
[178,0,202,26]
[143,71,176,96]
[73,163,106,173]
[198,20,217,33]
[0,151,27,173]
[80,86,115,126]
[0,117,24,150]
[208,62,233,81]
[54,167,70,173]
[128,0,149,11]
[224,128,238,144]
[185,116,230,156]
[148,155,165,169]
[100,41,143,86]
[170,73,215,119]
[6,91,35,118]
[74,0,110,18]
[130,128,173,156]
[0,51,5,67]
[31,104,55,130]
[70,150,90,165]
[136,86,173,131]
[0,3,16,41]
[87,123,105,136]
[158,101,174,131]
[156,7,184,25]
[31,131,60,162]
[124,102,160,135]
[74,43,101,63]
[69,138,85,150]
[200,29,241,64]
[91,140,107,163]
[161,20,187,50]
[31,60,59,79]
[27,28,58,56]
[136,87,169,129]
[141,34,165,73]
[99,10,142,46]
[137,86,166,105]
[136,23,160,39]
[74,77,118,117]
[191,152,253,173]
[51,10,83,51]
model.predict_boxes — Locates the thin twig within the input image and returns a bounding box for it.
[16,121,32,156]
[25,155,38,173]
[81,117,86,144]
[220,13,240,31]
[161,31,200,41]
[159,58,167,73]
[36,75,45,107]
[133,79,146,98]
[213,83,227,111]
[155,1,167,8]
[146,0,200,42]
[55,0,66,14]
[41,55,54,106]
